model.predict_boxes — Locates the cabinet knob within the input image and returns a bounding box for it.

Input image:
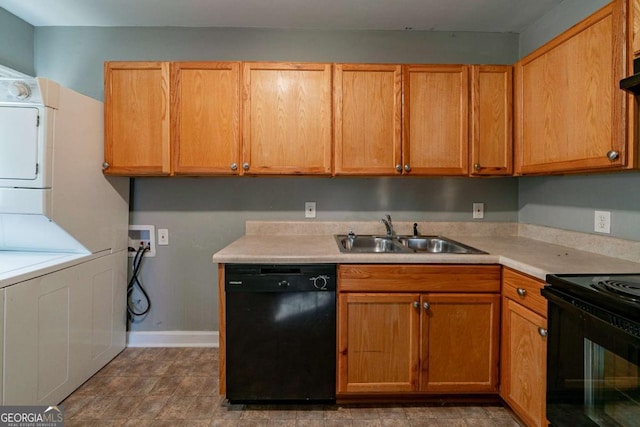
[242,162,250,171]
[516,288,527,297]
[473,163,481,171]
[230,163,238,171]
[413,301,419,309]
[404,164,411,172]
[606,150,619,161]
[423,302,430,310]
[538,327,548,337]
[395,164,402,172]
[102,162,110,170]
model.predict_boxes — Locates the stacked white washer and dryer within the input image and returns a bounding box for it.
[0,65,130,405]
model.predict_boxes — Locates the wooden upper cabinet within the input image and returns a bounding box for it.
[515,2,628,174]
[104,62,170,175]
[242,62,332,175]
[171,62,241,175]
[403,65,469,175]
[470,65,513,176]
[334,64,402,175]
[633,0,640,57]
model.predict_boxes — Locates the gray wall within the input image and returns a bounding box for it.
[0,8,34,75]
[519,172,640,240]
[519,0,610,57]
[29,25,520,332]
[517,0,640,241]
[132,177,517,331]
[34,27,518,100]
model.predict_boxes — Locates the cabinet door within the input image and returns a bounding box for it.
[243,62,332,175]
[470,65,513,176]
[334,64,402,175]
[421,293,500,393]
[5,268,76,404]
[171,62,241,175]
[634,0,640,57]
[3,254,126,405]
[338,293,420,393]
[104,61,170,175]
[500,297,548,427]
[403,65,469,175]
[515,3,628,174]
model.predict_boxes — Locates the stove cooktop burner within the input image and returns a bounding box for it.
[593,279,640,301]
[545,273,640,323]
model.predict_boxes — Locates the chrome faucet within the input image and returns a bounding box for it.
[380,214,395,238]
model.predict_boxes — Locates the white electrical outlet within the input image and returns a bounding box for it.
[158,228,169,245]
[473,202,484,219]
[305,201,316,218]
[594,210,611,234]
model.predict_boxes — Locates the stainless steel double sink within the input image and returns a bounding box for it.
[335,234,486,254]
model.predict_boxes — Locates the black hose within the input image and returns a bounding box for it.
[127,245,151,320]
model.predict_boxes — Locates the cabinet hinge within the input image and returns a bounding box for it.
[35,163,39,175]
[36,115,40,127]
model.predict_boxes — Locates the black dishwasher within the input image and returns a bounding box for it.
[225,263,336,403]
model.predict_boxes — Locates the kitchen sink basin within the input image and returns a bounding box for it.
[335,234,486,254]
[396,236,486,254]
[335,235,412,253]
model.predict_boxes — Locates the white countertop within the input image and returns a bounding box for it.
[212,222,640,281]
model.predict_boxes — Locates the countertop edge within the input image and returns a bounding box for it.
[212,234,640,281]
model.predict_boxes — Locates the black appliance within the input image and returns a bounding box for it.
[620,57,640,94]
[224,263,336,403]
[543,274,640,426]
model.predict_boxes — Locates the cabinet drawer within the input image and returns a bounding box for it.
[338,264,500,293]
[502,267,547,317]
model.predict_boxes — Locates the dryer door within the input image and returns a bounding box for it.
[0,106,39,182]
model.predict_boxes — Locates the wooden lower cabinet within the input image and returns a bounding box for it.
[338,293,420,393]
[337,264,501,396]
[500,268,548,427]
[421,293,500,393]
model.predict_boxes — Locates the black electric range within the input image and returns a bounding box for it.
[543,274,640,427]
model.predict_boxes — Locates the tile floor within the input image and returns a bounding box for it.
[61,347,524,427]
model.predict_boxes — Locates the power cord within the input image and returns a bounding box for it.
[127,245,151,321]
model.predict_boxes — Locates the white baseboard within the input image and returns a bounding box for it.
[127,331,219,348]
